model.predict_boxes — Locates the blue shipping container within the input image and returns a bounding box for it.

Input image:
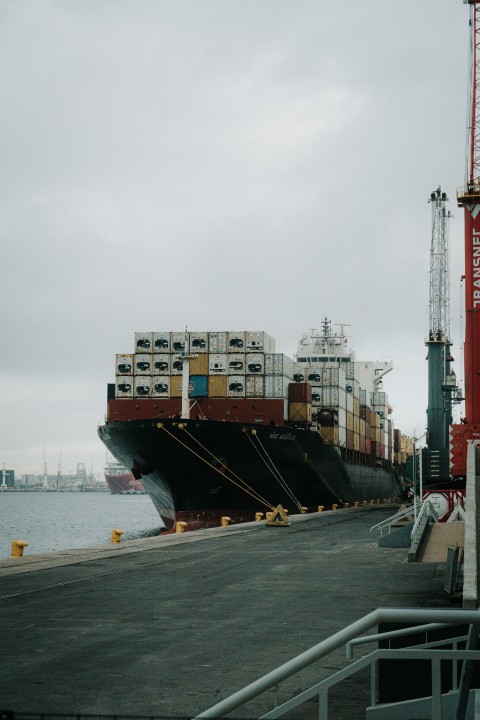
[190,375,208,397]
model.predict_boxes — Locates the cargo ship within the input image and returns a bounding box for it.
[98,322,413,530]
[104,460,145,494]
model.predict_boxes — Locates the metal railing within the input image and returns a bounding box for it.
[369,502,417,537]
[194,607,480,720]
[410,499,439,540]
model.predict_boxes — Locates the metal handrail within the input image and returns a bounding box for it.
[411,499,439,540]
[370,503,417,536]
[194,607,480,720]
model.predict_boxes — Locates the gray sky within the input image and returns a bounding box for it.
[0,0,469,479]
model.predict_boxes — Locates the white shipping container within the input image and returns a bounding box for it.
[115,375,133,398]
[339,425,347,446]
[346,394,354,413]
[227,353,246,374]
[293,364,306,382]
[135,332,153,353]
[265,353,294,378]
[246,331,275,353]
[371,391,387,406]
[322,367,347,387]
[338,407,347,429]
[209,353,227,374]
[306,367,322,384]
[153,376,170,397]
[227,375,245,397]
[171,332,189,354]
[170,357,184,375]
[153,354,170,375]
[208,331,227,353]
[311,386,322,406]
[227,331,246,352]
[345,378,360,398]
[153,332,171,353]
[264,375,290,399]
[134,376,152,398]
[134,353,152,376]
[372,404,388,419]
[246,376,264,397]
[322,386,347,408]
[116,354,134,375]
[246,353,264,375]
[189,332,208,353]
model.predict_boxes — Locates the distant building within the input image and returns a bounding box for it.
[1,469,15,487]
[21,474,36,487]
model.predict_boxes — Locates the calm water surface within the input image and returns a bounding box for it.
[0,492,164,559]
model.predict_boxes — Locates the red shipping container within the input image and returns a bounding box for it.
[288,382,312,402]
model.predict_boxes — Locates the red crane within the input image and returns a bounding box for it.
[451,0,480,478]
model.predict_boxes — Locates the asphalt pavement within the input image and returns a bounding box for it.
[0,506,450,719]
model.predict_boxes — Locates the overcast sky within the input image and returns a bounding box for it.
[0,0,470,480]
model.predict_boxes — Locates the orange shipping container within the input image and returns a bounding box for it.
[289,402,312,423]
[319,426,339,445]
[208,375,227,397]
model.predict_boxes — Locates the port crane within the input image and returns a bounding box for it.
[424,187,457,484]
[450,0,480,480]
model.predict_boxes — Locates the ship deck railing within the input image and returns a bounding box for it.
[193,607,480,720]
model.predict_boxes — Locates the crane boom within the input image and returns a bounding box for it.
[450,0,480,479]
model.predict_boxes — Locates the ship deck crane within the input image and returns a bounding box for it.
[450,0,480,479]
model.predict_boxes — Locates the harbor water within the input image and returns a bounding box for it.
[0,491,164,560]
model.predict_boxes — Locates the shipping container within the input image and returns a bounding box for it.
[359,419,366,437]
[353,433,360,452]
[339,425,347,446]
[115,375,133,398]
[246,331,275,353]
[135,332,153,353]
[338,407,347,429]
[359,389,367,405]
[353,415,360,434]
[116,354,134,375]
[189,332,208,353]
[288,382,312,402]
[153,376,170,398]
[134,376,152,398]
[170,376,183,397]
[227,353,246,374]
[359,435,366,453]
[319,426,339,445]
[227,375,245,398]
[208,375,227,397]
[190,354,209,375]
[346,430,354,450]
[321,386,347,407]
[288,402,312,423]
[264,375,290,398]
[171,358,184,375]
[153,332,171,353]
[360,405,372,423]
[346,411,354,431]
[353,397,360,417]
[227,331,245,352]
[365,438,371,455]
[322,367,346,386]
[265,353,293,378]
[134,354,152,376]
[371,427,382,443]
[311,386,322,405]
[171,332,189,354]
[346,394,354,413]
[246,353,264,375]
[371,391,387,406]
[305,365,323,383]
[190,375,208,398]
[208,331,227,354]
[153,354,170,375]
[209,353,227,374]
[246,376,264,397]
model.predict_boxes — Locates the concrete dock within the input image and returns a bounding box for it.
[0,506,451,719]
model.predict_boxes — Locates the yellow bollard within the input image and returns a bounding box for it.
[344,503,349,508]
[176,521,187,533]
[370,500,374,505]
[332,504,338,511]
[354,502,359,507]
[318,505,324,512]
[111,529,125,543]
[11,540,28,558]
[300,507,307,514]
[376,499,380,504]
[362,500,367,506]
[266,512,273,521]
[255,512,264,521]
[221,516,230,527]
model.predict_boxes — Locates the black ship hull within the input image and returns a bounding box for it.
[98,418,403,530]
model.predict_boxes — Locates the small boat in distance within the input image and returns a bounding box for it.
[104,461,145,495]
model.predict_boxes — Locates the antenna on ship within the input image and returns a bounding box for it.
[56,443,62,490]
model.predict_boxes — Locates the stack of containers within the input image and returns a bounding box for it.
[287,382,312,423]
